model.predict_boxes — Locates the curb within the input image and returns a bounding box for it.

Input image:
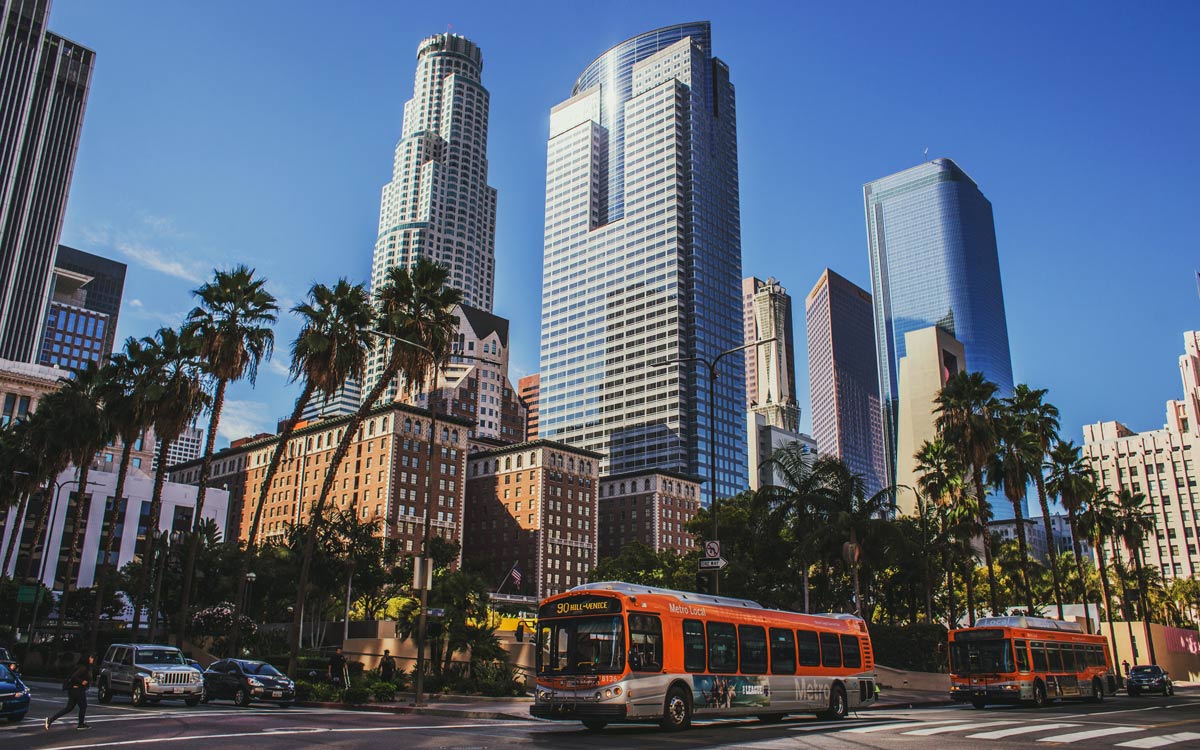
[296,700,535,721]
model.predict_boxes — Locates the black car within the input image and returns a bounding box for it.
[1127,665,1174,697]
[0,662,30,723]
[203,659,294,707]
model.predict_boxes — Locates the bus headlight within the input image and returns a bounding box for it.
[537,690,552,703]
[613,686,621,696]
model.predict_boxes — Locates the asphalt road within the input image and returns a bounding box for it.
[4,682,1198,750]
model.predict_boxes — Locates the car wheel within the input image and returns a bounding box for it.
[1164,684,1173,697]
[234,688,252,707]
[184,697,200,707]
[1088,679,1104,703]
[278,703,291,709]
[971,699,987,709]
[581,719,607,731]
[131,682,146,707]
[5,713,25,723]
[819,684,849,720]
[660,686,692,731]
[97,681,112,704]
[1032,680,1048,708]
[1129,687,1140,697]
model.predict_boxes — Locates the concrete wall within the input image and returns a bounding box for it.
[1102,621,1200,682]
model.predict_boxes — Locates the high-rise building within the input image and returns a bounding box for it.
[864,158,1013,486]
[1082,331,1200,582]
[0,1,94,363]
[153,425,204,472]
[518,374,540,441]
[539,22,745,505]
[38,245,126,372]
[747,414,816,490]
[365,33,498,402]
[805,269,885,497]
[48,245,125,355]
[301,378,362,422]
[742,277,799,431]
[597,470,700,559]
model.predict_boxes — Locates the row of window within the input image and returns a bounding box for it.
[674,619,863,676]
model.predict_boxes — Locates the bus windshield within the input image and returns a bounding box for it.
[538,615,625,676]
[950,639,1014,675]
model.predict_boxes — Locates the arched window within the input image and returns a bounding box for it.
[504,456,511,471]
[644,479,650,490]
[516,454,523,468]
[451,429,459,443]
[568,457,575,472]
[441,427,449,442]
[405,419,412,433]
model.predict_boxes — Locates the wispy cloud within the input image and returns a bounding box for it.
[217,400,273,443]
[82,213,209,283]
[265,359,292,379]
[129,298,144,308]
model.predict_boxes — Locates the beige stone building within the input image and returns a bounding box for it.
[1083,331,1200,581]
[893,326,965,516]
[597,470,700,559]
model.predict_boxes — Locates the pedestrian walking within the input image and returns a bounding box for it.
[379,649,396,683]
[328,647,347,689]
[45,655,94,731]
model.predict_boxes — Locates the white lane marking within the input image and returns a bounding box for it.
[902,720,1014,735]
[1081,705,1169,717]
[789,719,875,732]
[840,719,963,733]
[1036,726,1145,743]
[967,722,1081,739]
[39,721,531,750]
[1117,732,1200,748]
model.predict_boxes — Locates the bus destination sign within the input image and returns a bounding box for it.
[538,594,622,619]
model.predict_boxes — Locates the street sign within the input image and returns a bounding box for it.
[698,557,728,571]
[16,585,36,604]
[704,541,721,559]
[426,608,446,617]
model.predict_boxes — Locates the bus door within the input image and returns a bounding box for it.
[950,632,1015,693]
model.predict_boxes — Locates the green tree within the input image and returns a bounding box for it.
[178,265,278,647]
[1046,440,1097,631]
[1114,488,1157,663]
[935,370,1002,615]
[985,409,1040,614]
[1081,487,1122,651]
[915,438,965,624]
[761,441,825,611]
[589,542,699,591]
[0,420,41,577]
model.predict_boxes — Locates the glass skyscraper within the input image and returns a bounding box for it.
[539,22,745,506]
[865,158,1014,487]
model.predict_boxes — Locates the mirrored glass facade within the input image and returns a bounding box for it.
[540,22,745,506]
[865,158,1014,485]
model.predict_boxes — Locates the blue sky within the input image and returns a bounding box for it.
[48,1,1198,447]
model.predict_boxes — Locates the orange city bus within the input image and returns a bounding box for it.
[949,616,1119,708]
[531,582,877,731]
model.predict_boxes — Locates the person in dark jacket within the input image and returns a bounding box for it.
[46,655,94,730]
[328,647,347,688]
[379,650,396,682]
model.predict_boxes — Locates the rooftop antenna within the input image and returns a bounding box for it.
[923,146,929,162]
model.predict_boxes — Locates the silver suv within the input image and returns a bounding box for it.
[97,644,204,706]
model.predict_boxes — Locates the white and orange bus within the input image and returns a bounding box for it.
[949,616,1119,708]
[531,582,877,730]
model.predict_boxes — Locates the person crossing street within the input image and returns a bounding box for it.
[45,655,94,731]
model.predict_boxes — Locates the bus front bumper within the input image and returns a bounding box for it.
[951,683,1027,703]
[531,702,628,721]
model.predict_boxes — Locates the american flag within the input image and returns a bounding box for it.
[511,563,522,586]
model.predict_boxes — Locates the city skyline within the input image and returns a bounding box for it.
[42,2,1198,455]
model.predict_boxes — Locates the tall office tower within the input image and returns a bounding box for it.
[539,23,745,506]
[0,1,94,363]
[46,245,126,357]
[300,378,362,421]
[865,158,1013,486]
[742,277,799,431]
[364,33,498,402]
[518,374,540,440]
[806,269,885,497]
[153,425,204,472]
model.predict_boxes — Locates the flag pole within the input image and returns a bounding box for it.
[495,561,517,594]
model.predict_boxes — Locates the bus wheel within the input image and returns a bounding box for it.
[1032,680,1048,708]
[1087,679,1104,703]
[819,684,848,720]
[660,686,692,731]
[581,719,607,731]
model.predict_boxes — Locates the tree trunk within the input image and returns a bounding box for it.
[1132,549,1158,665]
[2,491,28,576]
[288,353,400,677]
[55,463,92,645]
[945,551,957,627]
[1034,472,1065,620]
[178,377,228,649]
[132,436,175,639]
[802,564,810,613]
[88,439,135,653]
[1066,510,1092,632]
[964,553,977,626]
[973,468,1000,615]
[1009,489,1036,614]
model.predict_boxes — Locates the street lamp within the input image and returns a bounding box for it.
[25,476,101,645]
[657,337,776,596]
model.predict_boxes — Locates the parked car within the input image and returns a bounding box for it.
[203,659,294,707]
[0,647,17,672]
[1127,665,1174,697]
[0,662,31,722]
[97,644,204,706]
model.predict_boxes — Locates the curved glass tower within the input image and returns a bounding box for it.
[539,22,745,506]
[865,157,1014,486]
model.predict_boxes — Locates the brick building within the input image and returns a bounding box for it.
[598,470,701,559]
[464,440,600,600]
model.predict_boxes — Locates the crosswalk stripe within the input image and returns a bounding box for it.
[903,720,1014,735]
[841,719,962,734]
[1116,732,1200,749]
[967,722,1081,739]
[789,720,873,732]
[1037,726,1144,743]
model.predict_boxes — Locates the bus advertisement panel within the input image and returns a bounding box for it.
[531,582,876,731]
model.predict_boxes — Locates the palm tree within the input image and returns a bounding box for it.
[986,409,1040,614]
[760,441,824,612]
[1006,385,1064,619]
[1114,488,1157,664]
[1046,440,1096,631]
[88,340,156,651]
[287,259,461,676]
[129,328,208,639]
[915,438,965,624]
[230,280,373,654]
[1081,487,1122,657]
[935,370,1003,615]
[0,420,40,577]
[178,265,278,647]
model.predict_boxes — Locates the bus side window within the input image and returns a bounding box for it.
[1047,644,1063,671]
[840,634,862,669]
[707,621,738,674]
[629,614,663,672]
[819,632,842,669]
[1014,639,1030,672]
[738,625,767,674]
[1092,645,1103,668]
[1031,641,1047,672]
[683,619,707,673]
[769,628,796,675]
[797,629,820,667]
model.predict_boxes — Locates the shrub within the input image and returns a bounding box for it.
[342,686,371,706]
[472,660,523,697]
[868,622,949,673]
[369,681,396,703]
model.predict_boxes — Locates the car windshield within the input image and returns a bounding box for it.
[950,639,1014,675]
[1131,666,1160,675]
[537,615,625,676]
[0,664,15,682]
[240,662,282,677]
[136,649,186,666]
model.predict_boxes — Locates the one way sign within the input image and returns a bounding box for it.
[698,557,728,571]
